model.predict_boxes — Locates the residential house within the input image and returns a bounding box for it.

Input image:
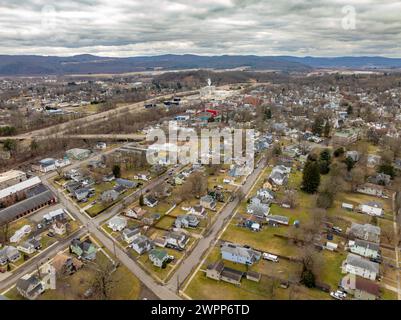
[149,249,170,268]
[32,158,70,173]
[144,196,158,208]
[43,208,66,224]
[367,154,381,168]
[206,260,243,286]
[247,197,270,218]
[0,246,21,264]
[115,178,138,189]
[166,231,189,250]
[122,228,141,244]
[340,273,379,300]
[269,166,288,186]
[73,188,90,201]
[348,223,381,243]
[70,238,97,260]
[126,206,147,219]
[189,205,207,218]
[346,151,360,162]
[174,215,200,229]
[349,239,380,259]
[342,253,379,280]
[102,174,115,182]
[220,242,261,266]
[131,235,153,255]
[16,274,45,300]
[52,220,67,236]
[200,195,216,210]
[17,241,36,255]
[107,216,127,232]
[359,202,384,216]
[357,183,385,198]
[368,173,391,186]
[256,188,275,204]
[101,189,119,202]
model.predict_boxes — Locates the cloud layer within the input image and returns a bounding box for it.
[0,0,400,57]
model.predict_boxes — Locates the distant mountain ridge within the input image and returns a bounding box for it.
[0,54,400,76]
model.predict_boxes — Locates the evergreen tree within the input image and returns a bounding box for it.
[323,121,331,137]
[334,147,344,157]
[347,104,353,115]
[319,149,332,174]
[301,268,315,288]
[301,160,321,194]
[344,157,355,172]
[378,164,395,178]
[139,194,144,206]
[112,165,121,178]
[312,116,324,136]
[265,108,272,120]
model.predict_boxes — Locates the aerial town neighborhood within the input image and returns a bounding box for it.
[0,0,401,307]
[1,68,401,302]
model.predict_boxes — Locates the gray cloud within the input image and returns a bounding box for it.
[0,0,400,57]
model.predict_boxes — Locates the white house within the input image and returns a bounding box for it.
[349,240,380,259]
[359,202,384,216]
[122,228,141,244]
[17,241,36,255]
[131,235,153,254]
[10,225,32,243]
[342,253,379,280]
[107,216,127,232]
[144,196,158,208]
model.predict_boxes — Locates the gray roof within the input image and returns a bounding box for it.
[0,188,55,225]
[16,275,41,292]
[354,239,380,252]
[221,242,261,262]
[123,228,140,238]
[266,215,289,224]
[350,223,381,236]
[345,253,379,274]
[115,178,137,188]
[132,235,152,249]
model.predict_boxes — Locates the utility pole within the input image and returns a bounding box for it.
[113,240,117,259]
[176,275,180,294]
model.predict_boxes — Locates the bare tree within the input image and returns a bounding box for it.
[91,261,116,300]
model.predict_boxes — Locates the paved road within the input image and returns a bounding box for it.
[0,228,86,292]
[167,157,266,291]
[45,177,182,300]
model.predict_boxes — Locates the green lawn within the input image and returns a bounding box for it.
[5,250,141,300]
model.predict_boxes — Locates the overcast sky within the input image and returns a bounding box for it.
[0,0,400,57]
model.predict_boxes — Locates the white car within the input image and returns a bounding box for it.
[330,290,346,300]
[262,252,279,262]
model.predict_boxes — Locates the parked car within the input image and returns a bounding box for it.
[330,290,346,300]
[332,226,342,233]
[263,252,279,262]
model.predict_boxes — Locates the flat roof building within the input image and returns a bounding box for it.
[0,170,27,190]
